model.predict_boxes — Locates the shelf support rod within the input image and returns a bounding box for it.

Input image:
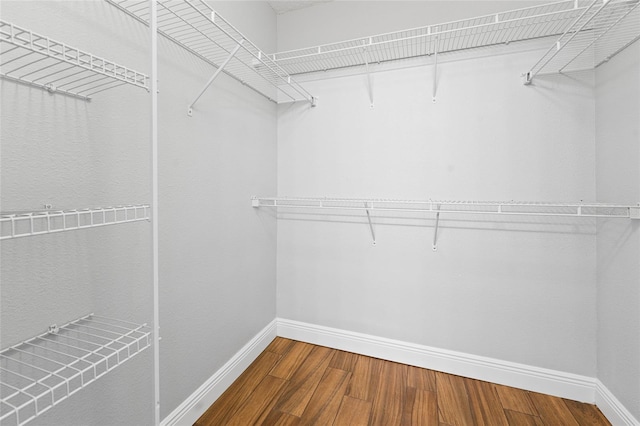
[524,0,608,84]
[365,202,376,245]
[150,0,160,424]
[363,41,374,108]
[432,36,438,103]
[187,40,244,116]
[433,204,440,251]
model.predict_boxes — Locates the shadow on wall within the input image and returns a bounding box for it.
[257,208,598,236]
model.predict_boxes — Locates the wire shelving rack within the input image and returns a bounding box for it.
[0,205,150,240]
[0,315,151,426]
[271,1,589,75]
[104,0,315,107]
[0,20,149,100]
[526,0,640,82]
[252,197,640,220]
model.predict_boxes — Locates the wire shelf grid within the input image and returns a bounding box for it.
[0,20,149,100]
[0,205,150,240]
[252,197,640,219]
[527,0,640,80]
[104,0,314,105]
[271,1,588,75]
[0,314,151,426]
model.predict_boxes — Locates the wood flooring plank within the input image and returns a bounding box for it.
[261,410,301,426]
[194,350,281,426]
[494,385,538,416]
[329,350,358,372]
[465,378,509,426]
[528,392,579,426]
[402,387,438,426]
[347,355,375,401]
[563,399,611,425]
[225,375,288,426]
[407,364,437,392]
[333,395,372,426]
[266,337,295,355]
[504,410,545,426]
[436,372,475,426]
[370,360,407,426]
[298,367,351,425]
[274,345,334,417]
[269,340,314,380]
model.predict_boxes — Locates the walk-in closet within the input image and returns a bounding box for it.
[1,0,639,425]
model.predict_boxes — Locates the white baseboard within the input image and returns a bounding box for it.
[277,318,596,403]
[161,317,638,426]
[160,319,277,426]
[596,380,640,426]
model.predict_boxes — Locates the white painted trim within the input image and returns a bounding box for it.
[277,318,596,403]
[595,380,640,426]
[160,319,277,426]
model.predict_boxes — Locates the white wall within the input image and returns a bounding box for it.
[596,40,640,422]
[1,1,153,425]
[276,2,598,378]
[157,0,278,420]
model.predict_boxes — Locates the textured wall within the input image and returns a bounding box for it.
[1,1,154,425]
[1,1,278,424]
[596,40,640,421]
[157,0,278,420]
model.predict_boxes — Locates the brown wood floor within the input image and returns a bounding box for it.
[195,337,610,426]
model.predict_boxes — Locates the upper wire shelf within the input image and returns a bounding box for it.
[271,1,589,76]
[104,0,315,106]
[526,0,640,82]
[0,205,150,240]
[0,20,149,101]
[0,314,151,426]
[252,197,640,219]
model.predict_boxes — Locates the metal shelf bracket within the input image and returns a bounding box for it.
[188,40,244,116]
[365,202,376,245]
[630,205,640,219]
[433,204,441,251]
[432,37,438,103]
[363,41,374,108]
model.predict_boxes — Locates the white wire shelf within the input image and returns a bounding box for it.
[526,0,640,82]
[0,205,150,240]
[0,20,149,101]
[252,197,640,219]
[0,314,151,426]
[104,0,315,106]
[271,1,589,76]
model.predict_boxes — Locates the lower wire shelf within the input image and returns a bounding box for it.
[0,314,151,426]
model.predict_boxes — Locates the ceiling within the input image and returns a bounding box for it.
[267,0,333,15]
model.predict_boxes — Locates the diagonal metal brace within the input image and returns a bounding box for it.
[433,204,440,251]
[188,39,244,116]
[365,202,376,245]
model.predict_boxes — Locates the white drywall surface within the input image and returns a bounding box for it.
[596,40,640,421]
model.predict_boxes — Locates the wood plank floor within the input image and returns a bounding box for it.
[195,338,610,426]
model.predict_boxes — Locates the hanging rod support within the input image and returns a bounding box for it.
[363,42,374,108]
[432,36,438,103]
[365,202,376,245]
[188,40,244,116]
[433,204,440,251]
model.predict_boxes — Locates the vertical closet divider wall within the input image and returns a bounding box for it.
[1,1,158,425]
